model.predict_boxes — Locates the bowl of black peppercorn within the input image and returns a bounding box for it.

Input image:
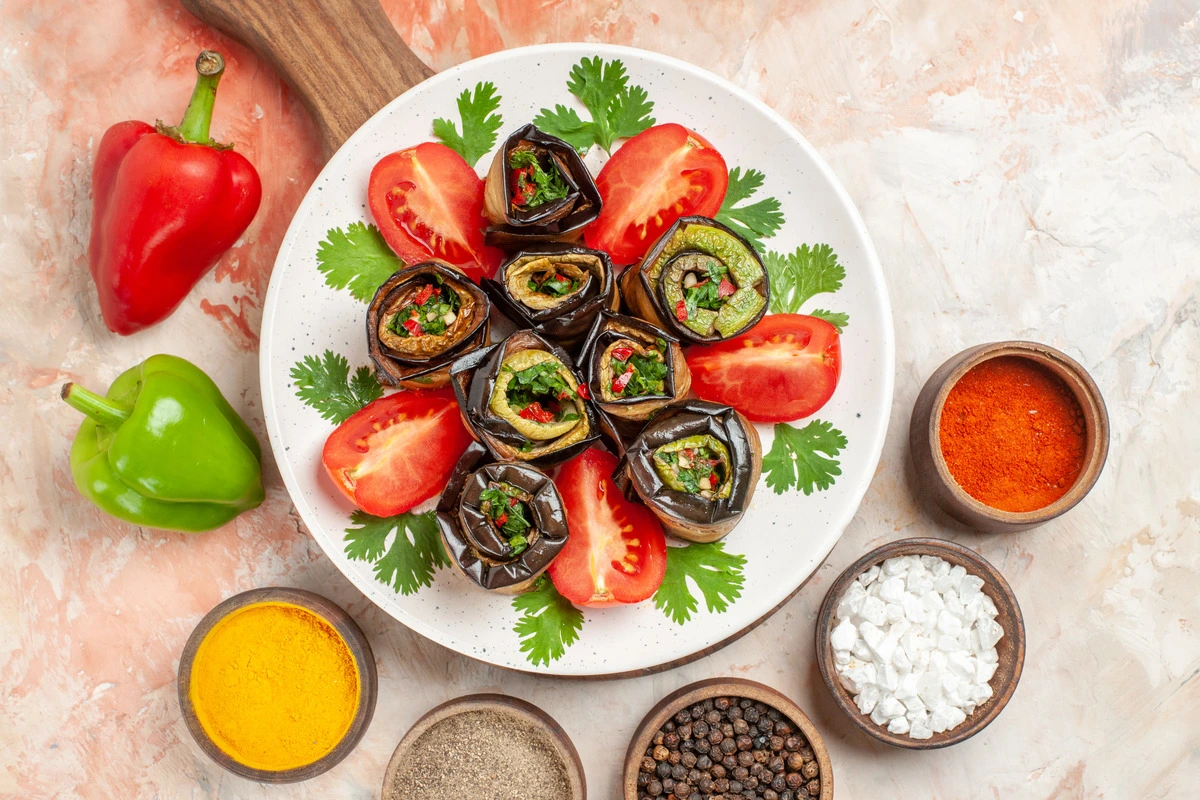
[623,678,833,800]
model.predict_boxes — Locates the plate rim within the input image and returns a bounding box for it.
[259,41,896,677]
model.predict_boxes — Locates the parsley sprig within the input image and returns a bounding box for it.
[763,244,851,330]
[653,542,747,624]
[810,309,850,333]
[513,575,584,666]
[344,510,450,595]
[290,350,382,424]
[715,167,785,251]
[505,362,577,415]
[533,57,655,154]
[762,420,847,495]
[433,81,503,167]
[316,222,403,303]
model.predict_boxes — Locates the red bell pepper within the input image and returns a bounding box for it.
[88,50,262,335]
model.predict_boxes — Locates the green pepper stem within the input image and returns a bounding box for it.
[176,50,226,144]
[61,383,131,430]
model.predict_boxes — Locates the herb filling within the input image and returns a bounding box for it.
[504,362,581,425]
[478,482,533,556]
[609,340,669,398]
[509,150,569,209]
[526,271,579,298]
[387,278,461,338]
[675,255,736,324]
[653,435,733,499]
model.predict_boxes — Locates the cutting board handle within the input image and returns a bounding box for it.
[180,0,434,157]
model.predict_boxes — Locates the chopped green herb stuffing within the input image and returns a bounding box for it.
[509,150,569,208]
[388,280,461,338]
[654,436,732,498]
[611,350,669,398]
[479,482,533,555]
[526,272,579,297]
[505,362,579,423]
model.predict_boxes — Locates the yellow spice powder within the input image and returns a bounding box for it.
[188,601,360,771]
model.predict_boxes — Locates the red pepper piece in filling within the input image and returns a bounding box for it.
[674,300,689,321]
[612,367,634,394]
[402,318,424,336]
[88,51,262,335]
[412,284,436,306]
[611,346,634,362]
[511,167,536,205]
[576,383,590,400]
[495,512,509,526]
[718,278,737,298]
[519,402,556,423]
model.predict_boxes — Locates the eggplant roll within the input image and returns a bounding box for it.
[578,312,691,421]
[483,124,601,247]
[436,443,569,594]
[482,245,619,350]
[619,400,761,543]
[450,330,599,467]
[620,216,769,344]
[367,261,490,389]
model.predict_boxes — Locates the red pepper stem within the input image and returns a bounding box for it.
[177,50,226,144]
[61,383,131,430]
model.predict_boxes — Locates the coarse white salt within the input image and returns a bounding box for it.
[831,553,1003,740]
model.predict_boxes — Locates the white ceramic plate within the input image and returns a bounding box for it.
[261,43,893,676]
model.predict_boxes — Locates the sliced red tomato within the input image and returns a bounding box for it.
[322,389,472,517]
[583,124,728,265]
[368,142,503,282]
[686,314,842,423]
[549,448,667,607]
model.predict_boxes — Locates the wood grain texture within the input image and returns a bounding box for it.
[622,678,834,800]
[176,587,379,782]
[908,341,1110,533]
[179,0,433,157]
[814,538,1026,750]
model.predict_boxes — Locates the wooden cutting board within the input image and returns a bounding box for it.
[180,0,433,157]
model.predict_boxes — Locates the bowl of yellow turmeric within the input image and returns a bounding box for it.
[177,587,378,782]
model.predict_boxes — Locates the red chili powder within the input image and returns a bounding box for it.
[938,356,1087,513]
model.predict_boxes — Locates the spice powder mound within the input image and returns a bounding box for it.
[387,709,572,800]
[188,602,360,772]
[938,355,1086,513]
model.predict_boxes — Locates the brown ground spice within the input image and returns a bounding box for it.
[386,709,571,800]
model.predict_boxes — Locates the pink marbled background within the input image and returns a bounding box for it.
[2,1,1198,798]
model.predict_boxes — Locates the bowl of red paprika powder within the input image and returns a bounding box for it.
[909,341,1109,532]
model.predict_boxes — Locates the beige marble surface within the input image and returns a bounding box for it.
[2,0,1198,797]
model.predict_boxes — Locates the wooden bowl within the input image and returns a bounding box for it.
[177,587,378,782]
[909,340,1109,532]
[623,678,833,800]
[382,694,586,800]
[815,538,1025,749]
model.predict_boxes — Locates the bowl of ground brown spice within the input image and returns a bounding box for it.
[381,694,586,800]
[909,340,1109,532]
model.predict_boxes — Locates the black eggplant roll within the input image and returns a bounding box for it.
[482,244,619,350]
[483,124,602,248]
[437,442,570,594]
[578,311,692,421]
[618,400,762,543]
[367,260,490,389]
[620,215,769,344]
[450,329,599,468]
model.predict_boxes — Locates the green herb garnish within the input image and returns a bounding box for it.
[433,81,503,167]
[316,222,403,303]
[526,272,579,297]
[762,420,847,495]
[533,57,655,154]
[513,575,583,666]
[611,352,668,398]
[653,542,747,625]
[291,350,383,424]
[388,282,461,338]
[715,167,785,251]
[506,362,576,410]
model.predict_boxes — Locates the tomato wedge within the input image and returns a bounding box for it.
[686,314,842,423]
[368,142,503,282]
[583,124,728,265]
[549,448,667,607]
[322,389,472,517]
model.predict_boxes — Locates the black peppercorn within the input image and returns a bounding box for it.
[694,721,709,737]
[714,778,730,792]
[681,751,697,769]
[786,772,804,789]
[743,776,758,790]
[728,706,743,720]
[780,792,794,800]
[736,735,753,751]
[737,750,754,767]
[662,778,674,793]
[733,718,749,735]
[806,779,820,796]
[802,761,819,779]
[729,780,743,793]
[784,736,801,751]
[678,723,692,740]
[732,766,749,781]
[647,779,662,795]
[705,710,722,725]
[720,738,737,755]
[698,778,715,793]
[721,722,735,737]
[709,730,724,745]
[668,750,681,765]
[694,738,710,754]
[768,756,785,773]
[775,721,792,736]
[763,790,778,800]
[653,745,669,761]
[786,752,804,771]
[688,768,701,783]
[722,754,738,769]
[665,732,680,749]
[656,761,671,778]
[772,774,788,792]
[715,696,731,711]
[637,772,649,788]
[696,755,712,770]
[744,707,760,723]
[675,782,691,797]
[799,747,814,762]
[753,735,769,750]
[675,710,690,725]
[711,764,727,779]
[641,756,656,773]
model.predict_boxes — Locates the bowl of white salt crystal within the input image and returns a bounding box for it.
[815,538,1025,749]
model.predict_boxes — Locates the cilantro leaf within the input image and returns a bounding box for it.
[512,575,583,666]
[344,510,449,595]
[535,57,655,154]
[810,309,850,332]
[433,81,503,167]
[316,222,403,303]
[763,420,847,495]
[531,104,596,152]
[715,167,785,251]
[290,350,382,423]
[653,542,747,625]
[764,244,845,314]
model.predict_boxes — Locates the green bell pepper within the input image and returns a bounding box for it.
[61,354,265,532]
